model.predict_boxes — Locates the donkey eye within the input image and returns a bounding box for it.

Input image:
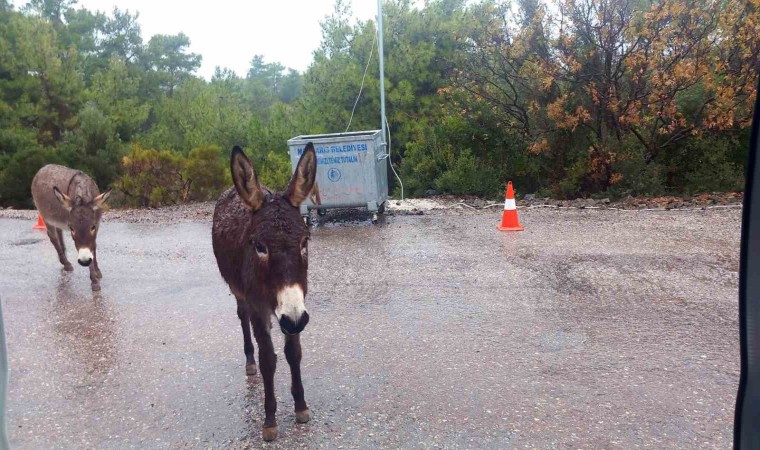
[254,242,268,255]
[90,225,96,232]
[69,227,75,234]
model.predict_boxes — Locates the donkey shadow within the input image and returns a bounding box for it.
[50,274,117,379]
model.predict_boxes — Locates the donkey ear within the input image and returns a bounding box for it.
[53,187,73,211]
[286,142,317,207]
[230,146,265,211]
[93,190,111,209]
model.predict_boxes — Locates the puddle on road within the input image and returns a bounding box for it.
[539,329,587,352]
[11,238,44,246]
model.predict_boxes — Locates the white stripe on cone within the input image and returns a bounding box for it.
[503,198,516,210]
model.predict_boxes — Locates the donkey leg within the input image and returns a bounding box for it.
[236,299,256,376]
[88,258,101,291]
[285,333,310,423]
[48,226,73,271]
[92,247,102,279]
[251,315,278,441]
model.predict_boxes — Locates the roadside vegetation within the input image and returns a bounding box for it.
[0,0,757,208]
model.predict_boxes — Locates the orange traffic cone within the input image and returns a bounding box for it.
[497,181,524,231]
[33,214,46,230]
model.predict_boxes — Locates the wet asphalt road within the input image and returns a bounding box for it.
[0,208,741,449]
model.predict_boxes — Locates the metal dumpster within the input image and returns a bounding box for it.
[287,130,389,221]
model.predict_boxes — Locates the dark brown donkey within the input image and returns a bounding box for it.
[31,165,110,291]
[212,144,317,441]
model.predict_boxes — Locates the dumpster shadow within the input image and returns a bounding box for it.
[314,208,385,227]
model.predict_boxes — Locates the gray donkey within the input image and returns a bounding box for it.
[31,164,110,291]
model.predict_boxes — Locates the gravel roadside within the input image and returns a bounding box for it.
[0,192,744,225]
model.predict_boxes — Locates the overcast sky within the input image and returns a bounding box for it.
[13,0,385,79]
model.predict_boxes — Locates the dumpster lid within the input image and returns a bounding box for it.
[287,130,382,145]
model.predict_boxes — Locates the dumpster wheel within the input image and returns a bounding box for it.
[372,202,387,224]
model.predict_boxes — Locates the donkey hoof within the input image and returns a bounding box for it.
[91,283,101,292]
[262,426,278,441]
[295,409,311,424]
[245,363,257,376]
[63,263,74,272]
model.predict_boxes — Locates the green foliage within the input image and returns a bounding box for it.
[0,0,753,208]
[399,141,443,197]
[0,145,62,207]
[604,138,667,198]
[184,145,228,201]
[144,33,201,96]
[100,8,143,64]
[676,135,747,195]
[400,128,503,198]
[435,149,502,197]
[247,55,303,104]
[258,150,292,191]
[87,56,149,140]
[57,102,124,189]
[0,1,307,207]
[118,144,234,207]
[117,144,187,207]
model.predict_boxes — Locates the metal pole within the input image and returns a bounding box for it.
[377,0,387,147]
